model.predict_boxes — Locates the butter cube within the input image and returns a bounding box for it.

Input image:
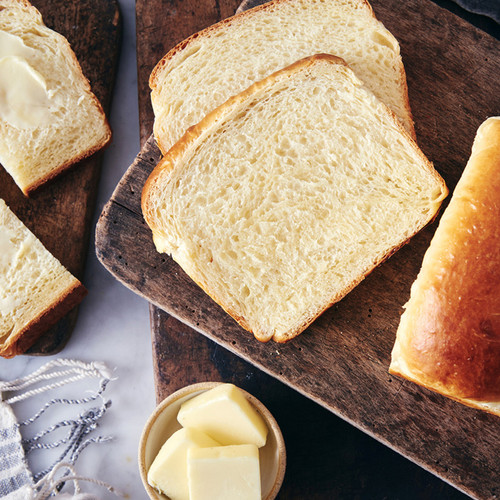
[147,427,219,500]
[177,384,268,447]
[187,444,261,500]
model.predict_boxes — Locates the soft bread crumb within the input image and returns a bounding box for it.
[0,0,111,195]
[0,198,86,357]
[142,55,447,343]
[150,0,415,154]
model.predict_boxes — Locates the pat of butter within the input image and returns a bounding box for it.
[177,384,268,447]
[187,444,261,500]
[147,427,220,500]
[0,55,53,128]
[0,30,33,59]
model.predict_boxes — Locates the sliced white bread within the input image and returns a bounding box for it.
[0,198,86,358]
[150,0,415,155]
[0,0,111,196]
[390,117,500,416]
[142,55,447,343]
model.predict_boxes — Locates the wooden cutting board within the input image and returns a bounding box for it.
[0,0,121,354]
[96,0,500,498]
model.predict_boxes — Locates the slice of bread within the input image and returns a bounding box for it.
[390,117,500,416]
[142,55,447,343]
[150,0,415,156]
[0,198,86,358]
[0,0,111,196]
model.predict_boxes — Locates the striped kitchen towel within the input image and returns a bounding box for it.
[0,359,120,499]
[0,401,34,499]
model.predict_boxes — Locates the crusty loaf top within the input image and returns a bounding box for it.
[390,117,500,405]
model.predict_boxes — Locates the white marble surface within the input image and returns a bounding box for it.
[0,0,156,497]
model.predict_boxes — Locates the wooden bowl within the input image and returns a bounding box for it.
[138,381,286,500]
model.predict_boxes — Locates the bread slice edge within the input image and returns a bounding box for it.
[0,279,87,358]
[149,0,415,154]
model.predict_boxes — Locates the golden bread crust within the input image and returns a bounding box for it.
[0,280,87,358]
[390,117,500,413]
[149,0,415,152]
[23,128,112,196]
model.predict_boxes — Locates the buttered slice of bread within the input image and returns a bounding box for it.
[142,55,448,343]
[150,0,415,155]
[0,199,86,358]
[0,0,111,196]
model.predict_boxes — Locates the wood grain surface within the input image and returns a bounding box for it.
[0,0,121,354]
[97,0,499,498]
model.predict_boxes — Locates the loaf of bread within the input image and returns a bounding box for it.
[142,55,447,343]
[0,0,111,196]
[390,117,500,416]
[0,199,86,358]
[150,0,415,155]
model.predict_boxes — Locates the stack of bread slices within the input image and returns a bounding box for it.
[142,0,448,343]
[143,0,500,417]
